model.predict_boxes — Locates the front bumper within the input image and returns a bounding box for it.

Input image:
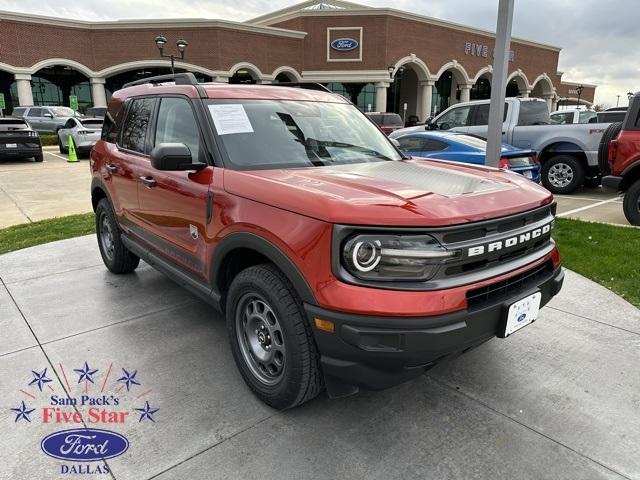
[306,265,564,395]
[602,175,623,191]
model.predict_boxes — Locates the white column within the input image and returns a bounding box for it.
[449,80,458,105]
[551,96,558,112]
[14,74,34,106]
[213,75,229,83]
[374,82,389,112]
[521,88,531,98]
[419,80,434,119]
[543,94,553,112]
[90,77,107,107]
[459,84,472,103]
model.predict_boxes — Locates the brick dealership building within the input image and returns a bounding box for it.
[0,0,596,117]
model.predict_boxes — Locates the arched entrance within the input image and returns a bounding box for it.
[0,70,17,114]
[531,76,554,98]
[506,72,528,97]
[471,74,491,100]
[105,67,212,100]
[31,65,92,112]
[434,63,470,114]
[229,68,259,84]
[387,65,421,120]
[274,72,295,83]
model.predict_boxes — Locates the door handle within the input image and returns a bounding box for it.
[138,175,157,188]
[105,164,117,173]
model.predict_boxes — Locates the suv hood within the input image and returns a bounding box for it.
[223,159,553,226]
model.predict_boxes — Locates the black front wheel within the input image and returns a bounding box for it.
[623,181,640,226]
[226,264,323,409]
[541,155,585,194]
[95,198,140,273]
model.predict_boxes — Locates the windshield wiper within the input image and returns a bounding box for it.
[302,138,394,161]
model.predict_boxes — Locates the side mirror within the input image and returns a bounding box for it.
[150,143,206,171]
[425,118,436,130]
[43,113,53,118]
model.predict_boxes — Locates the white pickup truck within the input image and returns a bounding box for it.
[393,97,609,193]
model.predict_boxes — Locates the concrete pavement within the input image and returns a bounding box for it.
[1,235,639,479]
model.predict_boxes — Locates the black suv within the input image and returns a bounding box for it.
[0,117,43,162]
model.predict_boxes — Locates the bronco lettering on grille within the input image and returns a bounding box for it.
[467,223,552,257]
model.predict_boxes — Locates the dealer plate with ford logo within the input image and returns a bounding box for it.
[503,292,541,337]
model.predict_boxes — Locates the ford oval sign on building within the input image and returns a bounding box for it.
[41,428,129,462]
[330,38,359,51]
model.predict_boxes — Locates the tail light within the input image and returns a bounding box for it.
[498,157,511,168]
[608,139,618,163]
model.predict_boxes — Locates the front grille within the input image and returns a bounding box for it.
[466,260,554,310]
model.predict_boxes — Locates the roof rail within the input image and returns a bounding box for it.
[123,72,199,89]
[271,82,332,93]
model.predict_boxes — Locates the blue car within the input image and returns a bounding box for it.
[394,131,541,183]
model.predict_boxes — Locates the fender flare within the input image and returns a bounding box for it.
[90,176,113,211]
[210,232,317,306]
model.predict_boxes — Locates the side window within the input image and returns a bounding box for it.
[64,119,76,129]
[436,106,471,130]
[119,98,156,154]
[550,112,572,125]
[27,108,42,117]
[153,97,201,162]
[469,103,508,126]
[398,136,448,152]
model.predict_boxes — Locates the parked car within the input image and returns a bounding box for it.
[365,112,404,135]
[12,106,82,133]
[403,97,610,193]
[394,130,541,183]
[85,106,107,118]
[0,116,43,162]
[550,109,597,124]
[91,73,563,409]
[597,107,627,124]
[57,117,104,155]
[602,92,640,225]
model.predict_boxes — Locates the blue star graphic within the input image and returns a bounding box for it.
[28,367,53,392]
[73,361,98,384]
[134,401,159,422]
[117,368,141,391]
[11,401,36,423]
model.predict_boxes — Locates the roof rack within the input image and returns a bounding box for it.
[271,82,332,93]
[123,72,199,88]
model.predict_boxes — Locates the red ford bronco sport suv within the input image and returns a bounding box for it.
[602,92,640,225]
[90,73,563,409]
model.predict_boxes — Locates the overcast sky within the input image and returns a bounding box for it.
[0,0,637,107]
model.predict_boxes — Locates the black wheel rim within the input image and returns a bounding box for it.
[235,293,286,385]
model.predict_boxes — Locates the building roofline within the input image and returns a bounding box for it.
[0,10,307,38]
[249,0,371,24]
[560,80,598,88]
[254,7,562,52]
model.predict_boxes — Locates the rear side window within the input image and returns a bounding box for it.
[398,136,448,152]
[367,114,383,125]
[119,98,156,153]
[383,114,404,127]
[517,101,550,126]
[579,111,597,123]
[27,108,42,117]
[550,112,573,124]
[469,103,508,126]
[12,107,26,117]
[153,97,201,162]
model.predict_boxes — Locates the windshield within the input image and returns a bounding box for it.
[207,100,402,170]
[51,107,78,117]
[517,101,550,126]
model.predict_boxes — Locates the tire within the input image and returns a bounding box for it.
[95,198,140,273]
[226,264,323,409]
[622,180,640,226]
[58,136,68,154]
[597,122,622,176]
[34,154,43,162]
[541,155,585,194]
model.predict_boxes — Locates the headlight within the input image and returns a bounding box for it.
[342,234,460,281]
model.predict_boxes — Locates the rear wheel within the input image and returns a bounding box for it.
[58,136,68,154]
[33,154,43,162]
[226,264,322,409]
[542,155,585,194]
[597,122,622,176]
[622,180,640,226]
[95,198,140,273]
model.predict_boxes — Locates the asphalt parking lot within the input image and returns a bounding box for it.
[0,149,632,229]
[1,236,639,479]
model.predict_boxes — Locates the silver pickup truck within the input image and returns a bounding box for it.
[393,97,609,194]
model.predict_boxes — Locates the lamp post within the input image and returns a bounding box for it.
[616,95,621,107]
[628,91,635,103]
[575,85,584,109]
[154,35,188,75]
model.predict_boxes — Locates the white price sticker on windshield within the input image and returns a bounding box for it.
[208,104,254,135]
